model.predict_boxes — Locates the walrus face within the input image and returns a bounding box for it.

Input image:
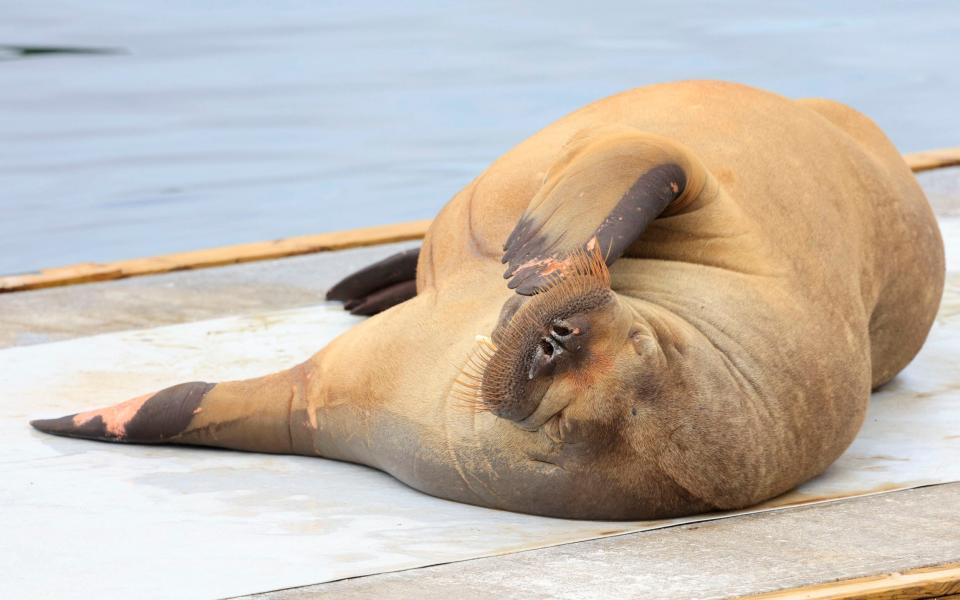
[482,284,618,424]
[454,249,640,429]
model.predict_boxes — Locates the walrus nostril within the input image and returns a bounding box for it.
[540,338,554,356]
[529,337,563,381]
[548,318,585,353]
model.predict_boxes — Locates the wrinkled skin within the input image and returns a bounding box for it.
[31,81,945,520]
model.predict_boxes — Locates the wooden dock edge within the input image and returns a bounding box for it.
[2,146,959,294]
[743,561,960,600]
[0,219,431,293]
[904,146,960,173]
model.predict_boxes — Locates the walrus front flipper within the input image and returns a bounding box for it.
[502,131,708,294]
[327,247,419,315]
[31,366,310,454]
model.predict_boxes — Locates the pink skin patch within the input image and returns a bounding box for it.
[515,236,601,283]
[514,256,566,279]
[71,392,153,439]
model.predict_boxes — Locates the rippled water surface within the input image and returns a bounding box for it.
[1,1,958,274]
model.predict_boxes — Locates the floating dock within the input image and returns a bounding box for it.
[1,165,958,599]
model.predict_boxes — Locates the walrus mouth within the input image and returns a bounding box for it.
[451,247,613,422]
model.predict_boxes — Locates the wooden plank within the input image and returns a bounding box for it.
[904,147,960,173]
[1,147,958,294]
[0,220,430,293]
[745,562,960,600]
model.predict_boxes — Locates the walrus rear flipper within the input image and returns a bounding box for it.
[327,247,419,315]
[31,366,309,454]
[502,131,709,294]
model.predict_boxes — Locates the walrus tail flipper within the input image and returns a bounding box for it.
[31,365,310,454]
[327,247,419,315]
[502,131,710,294]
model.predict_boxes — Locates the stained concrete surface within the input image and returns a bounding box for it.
[2,169,959,598]
[0,241,416,348]
[5,297,957,598]
[249,484,960,600]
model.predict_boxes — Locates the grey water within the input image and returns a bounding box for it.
[1,1,958,276]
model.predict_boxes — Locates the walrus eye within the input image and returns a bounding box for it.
[551,323,571,337]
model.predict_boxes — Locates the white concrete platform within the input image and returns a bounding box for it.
[1,218,958,598]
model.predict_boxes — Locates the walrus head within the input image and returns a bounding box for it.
[454,248,644,431]
[453,129,704,427]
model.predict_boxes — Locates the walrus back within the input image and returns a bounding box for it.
[799,98,946,388]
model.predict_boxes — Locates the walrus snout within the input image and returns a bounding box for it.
[450,248,619,423]
[480,290,612,422]
[527,318,587,380]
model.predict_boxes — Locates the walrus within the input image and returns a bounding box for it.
[31,81,945,520]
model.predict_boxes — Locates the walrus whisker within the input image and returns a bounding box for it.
[450,334,501,413]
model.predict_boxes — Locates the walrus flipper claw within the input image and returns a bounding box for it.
[502,132,706,295]
[327,247,420,315]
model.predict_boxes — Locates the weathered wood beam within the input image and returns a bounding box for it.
[744,561,960,600]
[0,220,430,293]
